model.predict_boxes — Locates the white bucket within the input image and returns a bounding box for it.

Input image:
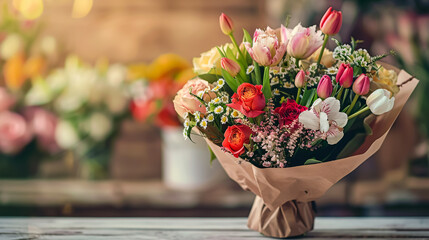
[161,126,225,191]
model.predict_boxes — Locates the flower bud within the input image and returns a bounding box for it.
[317,75,333,99]
[220,58,240,77]
[295,70,306,88]
[320,7,342,35]
[352,73,370,95]
[336,63,353,88]
[219,13,234,35]
[366,89,395,115]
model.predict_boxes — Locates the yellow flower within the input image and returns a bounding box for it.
[193,43,233,75]
[24,55,46,79]
[371,65,399,95]
[147,53,190,80]
[3,53,26,91]
[307,47,336,68]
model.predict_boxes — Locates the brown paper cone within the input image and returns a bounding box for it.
[203,68,418,238]
[248,196,315,238]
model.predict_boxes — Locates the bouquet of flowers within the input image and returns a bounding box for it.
[0,6,60,178]
[173,7,418,238]
[129,53,195,128]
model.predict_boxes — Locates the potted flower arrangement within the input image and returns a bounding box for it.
[129,54,225,190]
[174,8,418,238]
[0,6,61,178]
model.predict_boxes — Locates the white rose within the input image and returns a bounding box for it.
[55,120,80,149]
[25,79,53,106]
[46,69,68,93]
[0,34,24,60]
[85,112,113,141]
[55,90,85,113]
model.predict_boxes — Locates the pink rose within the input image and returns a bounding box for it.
[23,107,60,154]
[0,87,15,112]
[173,78,215,118]
[0,111,32,154]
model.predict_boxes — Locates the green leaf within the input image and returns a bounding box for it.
[216,47,226,58]
[262,66,272,100]
[243,29,252,45]
[301,88,316,107]
[225,47,236,61]
[208,146,217,165]
[304,158,322,165]
[221,68,239,92]
[253,61,262,85]
[198,74,221,83]
[332,38,342,46]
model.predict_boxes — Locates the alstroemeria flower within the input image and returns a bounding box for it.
[298,97,348,145]
[287,24,324,59]
[244,25,289,66]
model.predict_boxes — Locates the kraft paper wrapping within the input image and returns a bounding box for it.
[204,69,418,238]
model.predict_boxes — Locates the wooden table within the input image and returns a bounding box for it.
[1,217,428,239]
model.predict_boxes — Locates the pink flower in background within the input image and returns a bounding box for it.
[244,25,289,66]
[0,87,16,112]
[287,24,323,59]
[173,78,215,118]
[0,111,32,154]
[23,107,60,154]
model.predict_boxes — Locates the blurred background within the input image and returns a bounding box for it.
[0,0,428,217]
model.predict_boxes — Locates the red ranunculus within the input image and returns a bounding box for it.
[274,99,308,128]
[227,83,265,118]
[222,125,253,158]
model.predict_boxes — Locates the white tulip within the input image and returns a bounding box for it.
[85,112,113,141]
[366,89,395,115]
[55,120,80,149]
[0,34,24,60]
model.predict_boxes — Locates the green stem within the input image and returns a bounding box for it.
[253,61,261,85]
[348,106,369,120]
[336,86,344,100]
[346,94,360,115]
[296,87,302,104]
[229,34,246,63]
[316,34,329,69]
[296,58,300,68]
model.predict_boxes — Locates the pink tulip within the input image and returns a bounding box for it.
[295,70,306,88]
[320,7,342,35]
[219,13,234,35]
[244,25,288,66]
[353,74,370,96]
[0,87,15,112]
[23,107,61,154]
[336,63,353,88]
[221,58,241,77]
[287,24,323,59]
[0,111,32,154]
[317,75,333,99]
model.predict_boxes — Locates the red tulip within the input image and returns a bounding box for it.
[317,75,333,99]
[320,7,342,35]
[336,63,353,88]
[219,13,234,35]
[353,74,370,95]
[221,58,240,77]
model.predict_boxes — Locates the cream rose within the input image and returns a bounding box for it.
[307,47,336,68]
[193,43,233,75]
[173,78,215,118]
[371,66,399,95]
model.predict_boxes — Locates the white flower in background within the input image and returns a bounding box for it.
[299,97,348,145]
[221,95,229,104]
[40,36,57,57]
[246,65,254,74]
[183,119,190,128]
[105,87,128,115]
[46,69,68,94]
[55,120,80,149]
[211,97,221,104]
[193,111,202,122]
[25,78,53,106]
[231,109,241,118]
[0,34,24,60]
[214,106,224,114]
[85,112,113,141]
[366,89,395,115]
[55,90,85,113]
[106,64,127,87]
[217,79,225,87]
